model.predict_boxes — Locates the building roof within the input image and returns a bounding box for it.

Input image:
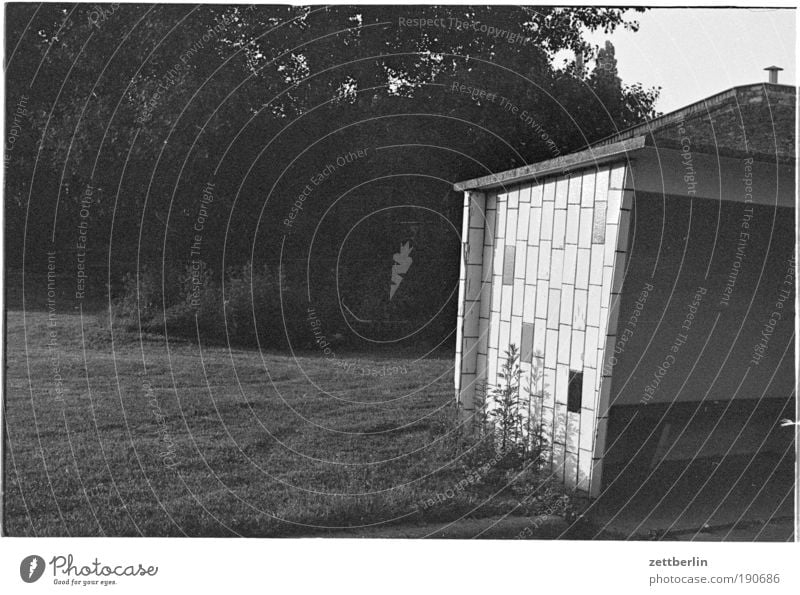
[455,83,796,192]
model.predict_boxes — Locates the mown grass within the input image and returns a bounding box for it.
[4,310,561,537]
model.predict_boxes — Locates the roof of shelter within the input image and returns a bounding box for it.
[455,83,795,192]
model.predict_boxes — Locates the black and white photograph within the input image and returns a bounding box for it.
[1,1,797,592]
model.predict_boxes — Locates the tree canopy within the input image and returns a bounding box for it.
[5,4,658,345]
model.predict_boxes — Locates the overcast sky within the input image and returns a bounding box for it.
[575,7,796,114]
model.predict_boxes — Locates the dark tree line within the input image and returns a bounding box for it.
[5,5,658,349]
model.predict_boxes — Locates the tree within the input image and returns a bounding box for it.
[5,5,658,349]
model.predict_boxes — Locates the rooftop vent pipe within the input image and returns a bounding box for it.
[764,65,783,84]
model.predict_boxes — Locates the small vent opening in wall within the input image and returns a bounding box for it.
[568,371,583,413]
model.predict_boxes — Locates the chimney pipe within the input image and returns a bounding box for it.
[764,65,783,84]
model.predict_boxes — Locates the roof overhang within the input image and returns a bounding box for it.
[453,137,646,192]
[629,145,795,207]
[454,137,795,208]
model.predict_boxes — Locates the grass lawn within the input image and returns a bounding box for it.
[4,309,560,537]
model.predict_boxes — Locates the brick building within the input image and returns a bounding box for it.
[453,81,795,497]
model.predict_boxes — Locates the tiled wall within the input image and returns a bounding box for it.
[455,164,631,495]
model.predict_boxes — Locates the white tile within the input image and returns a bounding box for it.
[505,206,518,243]
[560,286,574,326]
[555,176,569,209]
[542,179,557,203]
[601,268,613,309]
[565,451,578,490]
[537,241,551,280]
[496,196,507,239]
[520,359,532,389]
[517,200,530,241]
[552,209,566,249]
[557,325,572,365]
[523,284,537,323]
[570,328,585,367]
[541,405,554,439]
[528,206,542,245]
[567,174,582,204]
[583,326,599,369]
[598,306,609,347]
[545,330,558,369]
[566,203,580,244]
[547,288,561,329]
[515,240,527,279]
[510,315,522,349]
[579,411,596,453]
[567,412,581,453]
[543,368,557,409]
[553,443,566,479]
[577,449,592,492]
[491,275,502,312]
[575,248,591,289]
[486,347,498,379]
[563,244,577,286]
[535,281,549,320]
[587,284,602,327]
[508,187,520,210]
[530,183,544,207]
[609,164,626,190]
[512,279,525,317]
[572,288,587,330]
[541,202,554,241]
[589,244,604,286]
[461,194,472,238]
[606,189,622,226]
[554,402,568,440]
[604,224,618,266]
[493,243,505,276]
[580,170,596,207]
[578,207,594,247]
[532,318,546,361]
[501,285,513,321]
[531,394,543,423]
[581,367,597,412]
[519,184,532,203]
[550,249,564,287]
[594,167,610,203]
[526,245,539,280]
[556,364,571,401]
[499,319,511,352]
